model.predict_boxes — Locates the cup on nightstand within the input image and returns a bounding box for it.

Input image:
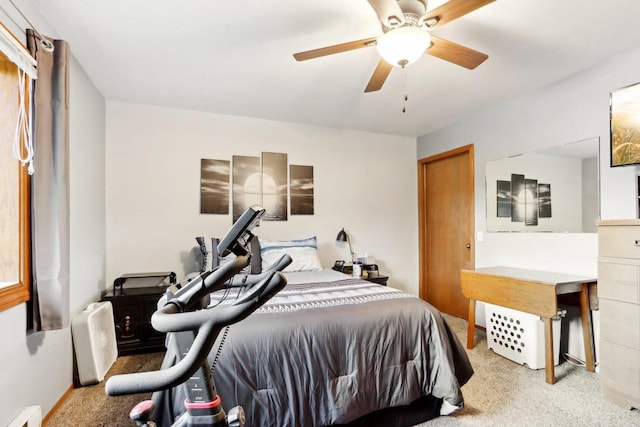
[352,263,362,277]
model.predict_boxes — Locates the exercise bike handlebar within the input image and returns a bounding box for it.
[105,254,292,397]
[166,256,250,312]
[226,252,294,288]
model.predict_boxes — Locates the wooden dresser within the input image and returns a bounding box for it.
[598,219,640,409]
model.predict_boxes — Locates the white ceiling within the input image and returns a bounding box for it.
[29,0,640,137]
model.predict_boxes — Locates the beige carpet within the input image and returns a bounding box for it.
[45,351,164,427]
[418,314,640,427]
[45,315,640,426]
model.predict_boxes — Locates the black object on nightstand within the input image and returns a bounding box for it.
[362,264,388,286]
[101,272,176,355]
[364,274,389,286]
[333,261,389,285]
[332,260,353,275]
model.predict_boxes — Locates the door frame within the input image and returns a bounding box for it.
[418,144,475,302]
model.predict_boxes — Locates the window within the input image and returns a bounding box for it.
[0,49,31,312]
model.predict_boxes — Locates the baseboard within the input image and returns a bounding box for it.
[42,385,73,426]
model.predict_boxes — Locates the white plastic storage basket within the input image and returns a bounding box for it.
[485,303,563,370]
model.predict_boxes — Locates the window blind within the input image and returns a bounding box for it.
[0,20,36,78]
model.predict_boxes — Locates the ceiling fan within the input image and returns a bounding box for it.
[293,0,495,93]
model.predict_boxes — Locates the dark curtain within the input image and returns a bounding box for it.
[26,30,70,331]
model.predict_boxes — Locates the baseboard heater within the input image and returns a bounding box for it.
[71,301,118,386]
[8,406,42,427]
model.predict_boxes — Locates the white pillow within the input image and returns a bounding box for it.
[195,236,218,272]
[259,236,323,272]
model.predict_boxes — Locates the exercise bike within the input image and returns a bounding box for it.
[106,206,291,427]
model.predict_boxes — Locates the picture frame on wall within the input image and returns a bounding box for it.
[261,152,288,221]
[610,81,640,167]
[510,174,525,222]
[495,177,551,225]
[496,180,511,218]
[201,152,313,222]
[232,155,260,223]
[200,159,230,214]
[538,183,552,218]
[290,165,314,215]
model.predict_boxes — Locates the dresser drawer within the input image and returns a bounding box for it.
[600,299,640,349]
[600,342,640,399]
[599,225,640,259]
[598,261,640,304]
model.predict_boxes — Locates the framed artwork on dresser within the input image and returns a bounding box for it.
[610,81,640,167]
[637,174,640,219]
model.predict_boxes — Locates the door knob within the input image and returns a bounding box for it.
[466,243,471,249]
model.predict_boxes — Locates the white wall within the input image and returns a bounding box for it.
[69,59,107,314]
[105,102,418,293]
[417,45,640,325]
[0,8,106,424]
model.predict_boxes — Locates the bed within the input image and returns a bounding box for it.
[153,260,474,427]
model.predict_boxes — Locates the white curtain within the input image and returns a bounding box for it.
[27,30,70,331]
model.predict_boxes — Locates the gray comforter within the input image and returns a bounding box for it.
[156,278,473,426]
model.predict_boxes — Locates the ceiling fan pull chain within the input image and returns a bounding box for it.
[402,66,408,113]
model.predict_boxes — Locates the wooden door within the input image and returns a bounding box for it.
[418,145,474,319]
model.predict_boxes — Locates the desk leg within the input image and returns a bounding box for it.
[544,318,556,385]
[579,284,596,373]
[467,299,476,349]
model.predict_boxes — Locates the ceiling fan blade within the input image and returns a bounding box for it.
[367,0,405,27]
[365,59,393,93]
[423,0,495,29]
[427,35,488,69]
[293,37,377,61]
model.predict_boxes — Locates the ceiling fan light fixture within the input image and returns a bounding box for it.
[376,25,431,67]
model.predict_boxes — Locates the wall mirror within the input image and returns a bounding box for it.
[485,137,600,233]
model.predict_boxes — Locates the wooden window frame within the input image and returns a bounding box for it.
[0,56,31,312]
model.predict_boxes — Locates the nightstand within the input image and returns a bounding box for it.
[101,272,175,355]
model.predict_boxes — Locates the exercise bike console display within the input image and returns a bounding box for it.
[218,205,265,257]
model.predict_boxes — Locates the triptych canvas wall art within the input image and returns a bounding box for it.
[200,152,314,222]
